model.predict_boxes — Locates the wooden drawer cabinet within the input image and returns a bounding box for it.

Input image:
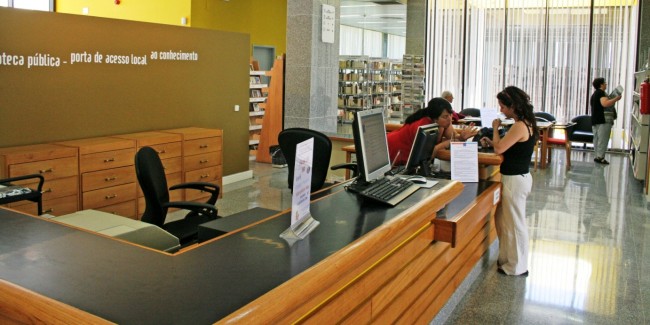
[113,131,183,216]
[183,151,222,171]
[163,127,223,201]
[1,127,222,219]
[57,137,137,219]
[0,144,79,216]
[82,166,136,192]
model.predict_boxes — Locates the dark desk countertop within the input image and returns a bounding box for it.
[0,179,496,324]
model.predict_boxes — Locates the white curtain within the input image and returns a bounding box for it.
[426,0,638,149]
[363,29,383,57]
[387,34,406,59]
[340,25,364,55]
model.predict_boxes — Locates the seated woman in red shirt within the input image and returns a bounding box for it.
[387,97,477,165]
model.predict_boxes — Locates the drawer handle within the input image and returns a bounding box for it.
[104,158,115,163]
[39,168,53,174]
[43,188,52,193]
[44,208,54,213]
[199,144,209,149]
[105,194,117,199]
[199,159,209,164]
[105,177,117,182]
[200,174,210,179]
[157,149,166,154]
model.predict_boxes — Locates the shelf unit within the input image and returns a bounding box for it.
[401,54,426,122]
[248,56,284,163]
[630,70,650,182]
[388,60,403,118]
[338,56,403,123]
[249,62,268,161]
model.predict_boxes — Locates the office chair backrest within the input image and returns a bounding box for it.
[278,128,332,193]
[459,108,481,117]
[134,146,169,227]
[567,115,594,143]
[534,112,556,123]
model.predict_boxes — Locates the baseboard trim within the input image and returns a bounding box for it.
[223,170,253,185]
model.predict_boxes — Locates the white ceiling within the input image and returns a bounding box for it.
[340,0,407,36]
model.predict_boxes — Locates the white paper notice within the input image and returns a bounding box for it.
[450,142,478,183]
[322,4,335,44]
[291,138,314,227]
[480,108,499,128]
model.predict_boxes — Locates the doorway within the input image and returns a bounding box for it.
[252,45,275,84]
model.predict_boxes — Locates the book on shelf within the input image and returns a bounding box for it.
[608,85,623,99]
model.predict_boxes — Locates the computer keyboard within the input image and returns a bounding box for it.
[357,176,419,206]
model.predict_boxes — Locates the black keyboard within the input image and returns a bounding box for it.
[358,177,419,206]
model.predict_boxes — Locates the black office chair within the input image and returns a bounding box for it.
[459,108,481,117]
[135,146,220,246]
[278,128,357,193]
[565,115,594,169]
[0,174,44,215]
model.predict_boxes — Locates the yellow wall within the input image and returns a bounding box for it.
[191,0,287,55]
[56,0,191,26]
[57,0,287,55]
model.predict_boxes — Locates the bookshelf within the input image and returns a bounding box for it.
[338,56,403,123]
[401,54,425,122]
[253,55,284,164]
[249,62,268,160]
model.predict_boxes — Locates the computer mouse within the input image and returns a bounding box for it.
[407,175,427,184]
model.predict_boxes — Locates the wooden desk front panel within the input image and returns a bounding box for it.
[297,183,500,324]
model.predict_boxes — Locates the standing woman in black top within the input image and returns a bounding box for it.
[590,77,622,165]
[481,86,537,276]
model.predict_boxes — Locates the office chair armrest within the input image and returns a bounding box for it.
[162,201,219,218]
[564,122,577,137]
[331,163,358,178]
[169,182,220,205]
[169,182,219,193]
[0,174,45,192]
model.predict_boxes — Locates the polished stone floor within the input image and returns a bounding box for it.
[215,149,650,325]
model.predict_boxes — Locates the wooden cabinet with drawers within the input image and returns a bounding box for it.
[163,127,223,201]
[0,127,222,219]
[0,144,79,216]
[113,131,183,217]
[56,137,138,219]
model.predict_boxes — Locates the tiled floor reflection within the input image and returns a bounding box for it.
[217,149,649,324]
[446,149,650,325]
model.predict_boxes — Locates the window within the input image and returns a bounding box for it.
[426,0,639,149]
[1,0,53,11]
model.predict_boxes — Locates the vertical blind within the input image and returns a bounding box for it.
[340,25,406,59]
[426,0,639,149]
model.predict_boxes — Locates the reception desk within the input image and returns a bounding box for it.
[0,179,500,324]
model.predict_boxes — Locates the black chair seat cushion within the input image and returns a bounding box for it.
[572,131,594,143]
[163,213,217,245]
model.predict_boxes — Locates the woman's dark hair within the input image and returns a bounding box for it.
[496,86,538,139]
[404,97,452,125]
[592,77,606,89]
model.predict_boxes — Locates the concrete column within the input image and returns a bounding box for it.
[406,0,427,56]
[285,0,340,133]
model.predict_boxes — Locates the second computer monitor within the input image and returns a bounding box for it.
[404,123,439,176]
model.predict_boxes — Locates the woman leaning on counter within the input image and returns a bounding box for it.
[480,86,537,277]
[387,97,477,166]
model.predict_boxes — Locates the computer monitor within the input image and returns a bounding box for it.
[404,123,439,176]
[352,108,391,184]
